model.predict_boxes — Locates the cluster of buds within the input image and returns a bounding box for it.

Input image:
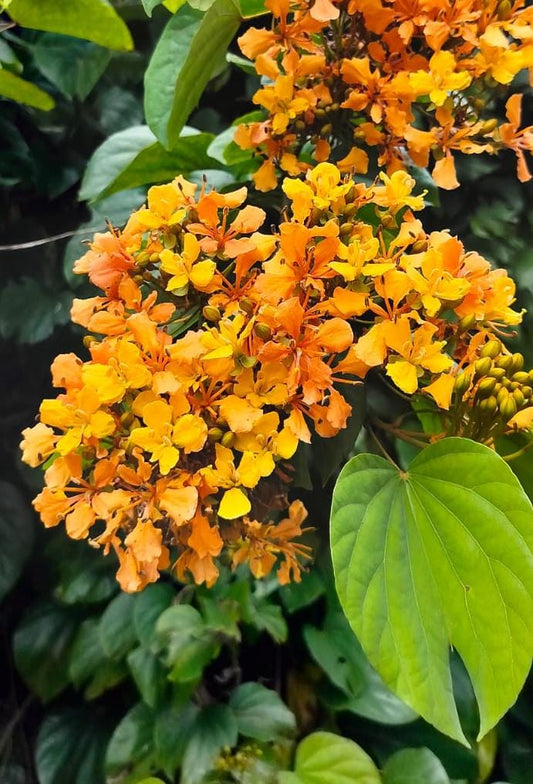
[450,339,533,442]
[20,163,533,592]
[236,0,533,191]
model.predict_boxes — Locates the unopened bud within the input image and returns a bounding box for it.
[203,305,221,323]
[120,412,135,428]
[511,353,525,372]
[254,322,272,340]
[523,385,533,399]
[135,251,151,266]
[411,240,428,253]
[454,372,471,395]
[497,0,512,20]
[479,396,498,415]
[513,389,526,407]
[496,354,513,370]
[479,118,499,135]
[240,298,255,315]
[149,252,160,263]
[458,314,476,332]
[475,357,493,376]
[320,123,333,137]
[221,431,235,448]
[480,340,501,359]
[163,233,177,249]
[208,427,224,442]
[500,396,518,421]
[489,366,506,380]
[340,222,353,236]
[512,371,529,384]
[238,354,258,368]
[477,377,496,397]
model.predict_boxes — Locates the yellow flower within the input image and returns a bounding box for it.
[369,171,425,214]
[409,51,472,106]
[160,233,216,293]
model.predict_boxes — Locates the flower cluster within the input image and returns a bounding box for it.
[20,163,531,592]
[236,0,533,191]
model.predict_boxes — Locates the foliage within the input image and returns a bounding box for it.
[3,0,533,783]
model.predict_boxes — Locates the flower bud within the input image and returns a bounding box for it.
[496,354,513,370]
[454,372,471,395]
[476,377,496,397]
[500,396,518,421]
[513,389,525,407]
[411,240,428,253]
[480,340,501,359]
[254,322,272,340]
[240,298,255,315]
[458,314,476,332]
[208,427,224,442]
[512,371,529,384]
[488,366,506,380]
[511,353,524,372]
[203,306,221,323]
[221,431,235,448]
[479,396,498,415]
[523,386,533,399]
[474,357,492,376]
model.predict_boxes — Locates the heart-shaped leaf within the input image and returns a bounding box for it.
[331,437,533,744]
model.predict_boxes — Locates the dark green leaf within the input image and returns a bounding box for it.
[155,604,219,682]
[36,707,112,784]
[14,601,79,700]
[106,702,155,773]
[154,702,199,776]
[31,34,110,100]
[280,569,325,614]
[69,618,103,687]
[144,0,242,149]
[127,647,166,707]
[7,0,133,51]
[331,438,533,744]
[133,581,175,645]
[98,592,137,659]
[0,278,72,344]
[180,704,239,784]
[0,481,34,600]
[229,682,296,741]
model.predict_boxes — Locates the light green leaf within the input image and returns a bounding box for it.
[79,124,218,202]
[382,748,450,784]
[238,0,268,17]
[7,0,133,51]
[144,0,241,149]
[331,437,533,744]
[0,481,34,600]
[31,34,110,100]
[284,731,381,784]
[0,38,22,71]
[141,0,185,14]
[98,592,137,660]
[229,682,296,741]
[180,704,239,784]
[0,67,54,109]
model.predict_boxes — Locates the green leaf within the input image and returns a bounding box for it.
[141,0,186,14]
[154,702,199,776]
[238,0,268,16]
[144,0,242,149]
[280,570,325,614]
[133,582,175,645]
[31,34,110,100]
[99,592,137,659]
[284,731,381,784]
[330,437,533,744]
[180,704,239,784]
[155,604,219,682]
[14,601,79,701]
[36,707,112,784]
[127,647,166,707]
[229,682,296,742]
[249,599,288,643]
[69,618,104,687]
[0,278,72,344]
[106,702,155,773]
[0,67,54,109]
[0,481,34,600]
[0,38,22,71]
[303,612,416,725]
[7,0,133,51]
[382,748,450,784]
[79,125,218,202]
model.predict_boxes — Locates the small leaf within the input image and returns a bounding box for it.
[0,67,54,109]
[79,125,218,202]
[155,604,219,682]
[31,33,110,100]
[0,481,34,600]
[286,731,381,784]
[98,592,137,660]
[229,682,296,741]
[180,704,239,784]
[7,0,133,51]
[14,601,79,701]
[382,748,450,784]
[331,437,533,744]
[144,0,242,149]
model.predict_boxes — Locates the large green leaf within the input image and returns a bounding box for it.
[0,67,54,109]
[106,702,155,774]
[7,0,133,51]
[382,748,450,784]
[229,682,296,742]
[79,125,218,202]
[144,0,241,149]
[279,731,381,784]
[0,481,34,600]
[180,704,239,784]
[330,437,533,744]
[98,592,137,660]
[0,278,72,344]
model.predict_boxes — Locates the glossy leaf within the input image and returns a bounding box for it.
[180,704,239,784]
[144,0,241,149]
[154,702,199,776]
[31,34,110,100]
[133,581,175,645]
[7,0,133,51]
[382,748,450,784]
[282,731,381,784]
[98,592,137,660]
[331,438,533,744]
[0,67,54,109]
[229,682,296,741]
[79,125,218,202]
[106,702,155,773]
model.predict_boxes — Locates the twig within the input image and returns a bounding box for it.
[0,226,103,252]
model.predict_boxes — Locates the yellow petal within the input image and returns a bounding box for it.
[386,360,419,394]
[218,487,251,520]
